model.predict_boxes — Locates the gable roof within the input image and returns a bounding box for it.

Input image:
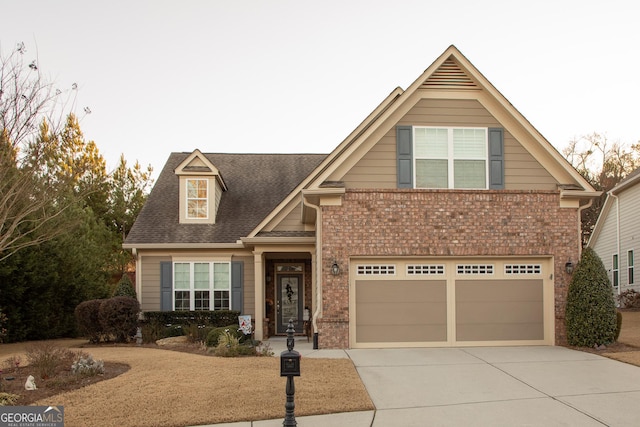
[124,152,326,247]
[248,45,599,237]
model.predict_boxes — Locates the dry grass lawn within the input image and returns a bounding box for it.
[1,343,373,427]
[3,310,640,426]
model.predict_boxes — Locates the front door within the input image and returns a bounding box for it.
[277,274,303,334]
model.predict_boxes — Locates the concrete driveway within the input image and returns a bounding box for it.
[346,346,640,426]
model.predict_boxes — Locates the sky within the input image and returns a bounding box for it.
[2,0,639,180]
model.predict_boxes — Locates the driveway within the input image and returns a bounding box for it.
[345,346,640,427]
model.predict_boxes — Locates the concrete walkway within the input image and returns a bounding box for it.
[198,342,640,426]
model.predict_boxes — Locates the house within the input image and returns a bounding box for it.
[123,45,599,349]
[588,168,640,297]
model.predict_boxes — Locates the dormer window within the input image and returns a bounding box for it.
[175,149,228,224]
[187,179,208,219]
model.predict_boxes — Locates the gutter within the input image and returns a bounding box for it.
[612,193,621,295]
[302,193,322,350]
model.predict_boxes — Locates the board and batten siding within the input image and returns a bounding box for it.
[140,255,169,311]
[341,99,556,190]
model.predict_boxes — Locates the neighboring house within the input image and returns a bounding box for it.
[588,168,640,298]
[124,45,599,349]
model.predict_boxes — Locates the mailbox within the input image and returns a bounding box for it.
[280,349,301,377]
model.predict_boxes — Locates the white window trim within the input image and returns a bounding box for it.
[186,178,209,220]
[413,126,489,189]
[173,261,231,311]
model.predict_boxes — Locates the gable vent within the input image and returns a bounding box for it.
[423,58,478,89]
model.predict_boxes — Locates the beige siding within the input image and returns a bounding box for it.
[272,205,305,232]
[619,186,640,289]
[140,255,169,311]
[341,99,557,190]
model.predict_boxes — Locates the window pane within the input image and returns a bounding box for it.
[416,159,447,188]
[453,129,486,158]
[175,291,190,311]
[214,263,230,290]
[188,200,207,218]
[415,128,447,158]
[194,263,209,289]
[174,263,190,289]
[214,290,230,310]
[195,291,210,310]
[454,160,486,189]
[187,179,208,219]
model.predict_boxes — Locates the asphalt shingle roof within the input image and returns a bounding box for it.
[125,152,327,245]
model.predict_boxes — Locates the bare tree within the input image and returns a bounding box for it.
[563,132,640,245]
[0,42,95,261]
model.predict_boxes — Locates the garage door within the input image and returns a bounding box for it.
[350,258,553,348]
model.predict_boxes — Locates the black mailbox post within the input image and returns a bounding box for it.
[280,319,300,426]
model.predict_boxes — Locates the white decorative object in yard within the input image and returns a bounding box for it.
[238,315,252,335]
[25,375,37,390]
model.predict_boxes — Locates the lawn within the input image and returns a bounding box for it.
[2,310,640,427]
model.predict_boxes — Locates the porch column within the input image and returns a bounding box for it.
[253,250,265,341]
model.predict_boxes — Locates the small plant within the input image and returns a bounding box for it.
[113,274,137,299]
[3,355,21,375]
[0,309,7,343]
[0,392,20,406]
[255,342,274,357]
[71,355,105,376]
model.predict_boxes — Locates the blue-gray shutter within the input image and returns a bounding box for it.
[160,261,173,311]
[488,128,504,189]
[397,125,413,188]
[231,261,244,312]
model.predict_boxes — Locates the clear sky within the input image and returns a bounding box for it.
[2,0,639,179]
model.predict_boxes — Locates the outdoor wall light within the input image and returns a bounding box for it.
[565,260,574,274]
[331,260,341,276]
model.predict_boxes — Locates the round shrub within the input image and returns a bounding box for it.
[98,296,140,343]
[566,247,617,347]
[75,299,105,343]
[206,325,241,347]
[113,274,137,299]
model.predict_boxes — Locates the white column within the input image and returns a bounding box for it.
[253,250,264,340]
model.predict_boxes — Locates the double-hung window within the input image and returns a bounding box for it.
[187,179,208,219]
[629,250,635,285]
[612,254,619,288]
[173,262,230,310]
[414,127,488,189]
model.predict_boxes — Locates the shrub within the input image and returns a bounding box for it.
[25,343,79,380]
[113,274,136,299]
[75,299,105,343]
[212,329,255,357]
[566,248,617,347]
[71,354,105,376]
[99,296,140,343]
[618,289,640,308]
[206,325,239,348]
[143,310,240,328]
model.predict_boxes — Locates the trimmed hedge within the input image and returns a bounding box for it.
[75,299,105,344]
[98,296,140,343]
[566,247,617,347]
[143,310,240,328]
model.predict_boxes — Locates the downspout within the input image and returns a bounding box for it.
[302,194,322,350]
[611,193,621,295]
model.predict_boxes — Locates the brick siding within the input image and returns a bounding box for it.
[318,189,578,349]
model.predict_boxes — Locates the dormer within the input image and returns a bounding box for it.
[175,149,227,224]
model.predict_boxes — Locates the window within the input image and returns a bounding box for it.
[457,264,494,275]
[356,265,396,275]
[505,264,542,275]
[187,179,208,219]
[414,127,487,189]
[613,254,619,288]
[629,250,635,285]
[173,262,230,310]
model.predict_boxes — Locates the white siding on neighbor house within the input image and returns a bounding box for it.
[592,183,640,294]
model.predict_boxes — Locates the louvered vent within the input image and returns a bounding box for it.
[423,58,477,89]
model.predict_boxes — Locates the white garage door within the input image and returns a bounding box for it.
[350,258,554,348]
